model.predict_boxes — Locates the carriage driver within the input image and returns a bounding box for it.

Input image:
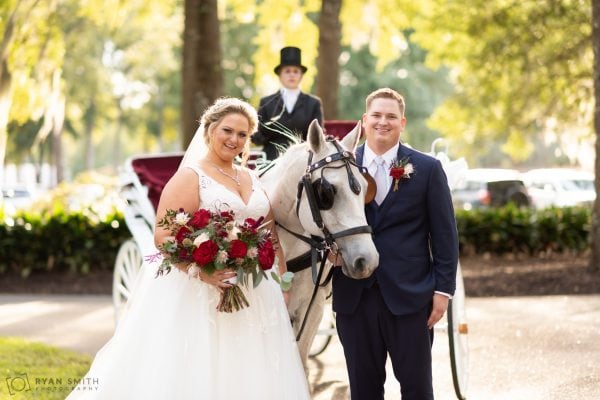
[251,46,324,160]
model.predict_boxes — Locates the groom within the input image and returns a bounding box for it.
[332,88,459,400]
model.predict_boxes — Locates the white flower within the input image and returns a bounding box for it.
[246,247,258,258]
[193,232,210,246]
[216,250,229,264]
[162,236,175,244]
[174,212,190,225]
[404,163,414,176]
[227,226,241,241]
[187,264,201,279]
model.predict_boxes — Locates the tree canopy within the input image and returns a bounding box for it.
[412,0,592,165]
[2,0,594,183]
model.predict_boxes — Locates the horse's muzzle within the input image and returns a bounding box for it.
[342,255,378,279]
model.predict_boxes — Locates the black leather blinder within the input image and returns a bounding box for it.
[312,178,336,210]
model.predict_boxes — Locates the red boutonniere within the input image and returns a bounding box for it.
[389,157,414,191]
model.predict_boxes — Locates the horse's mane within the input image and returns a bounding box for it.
[256,140,306,178]
[256,128,341,178]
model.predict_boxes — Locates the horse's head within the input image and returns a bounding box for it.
[291,120,379,279]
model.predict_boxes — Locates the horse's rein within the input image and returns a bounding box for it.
[278,138,373,341]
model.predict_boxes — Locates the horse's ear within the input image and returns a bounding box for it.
[340,120,362,152]
[307,119,325,153]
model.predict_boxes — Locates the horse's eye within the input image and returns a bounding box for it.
[313,178,336,210]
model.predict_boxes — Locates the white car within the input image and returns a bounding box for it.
[523,168,595,209]
[1,185,38,216]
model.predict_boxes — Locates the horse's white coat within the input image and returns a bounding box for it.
[261,121,379,369]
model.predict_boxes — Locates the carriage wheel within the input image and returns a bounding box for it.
[309,305,336,357]
[447,264,469,399]
[113,239,143,322]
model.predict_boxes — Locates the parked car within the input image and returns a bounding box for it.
[452,168,532,210]
[523,168,595,209]
[1,185,37,215]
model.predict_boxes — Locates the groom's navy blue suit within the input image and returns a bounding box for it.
[332,143,459,400]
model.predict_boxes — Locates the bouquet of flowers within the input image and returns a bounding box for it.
[151,205,293,313]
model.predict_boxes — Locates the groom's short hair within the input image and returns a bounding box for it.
[365,88,405,116]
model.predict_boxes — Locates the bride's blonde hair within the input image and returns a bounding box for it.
[201,97,258,164]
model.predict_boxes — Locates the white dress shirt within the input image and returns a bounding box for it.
[281,88,300,113]
[363,143,399,194]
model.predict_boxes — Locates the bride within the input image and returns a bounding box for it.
[67,97,311,399]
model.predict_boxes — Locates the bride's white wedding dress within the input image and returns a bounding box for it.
[67,166,310,400]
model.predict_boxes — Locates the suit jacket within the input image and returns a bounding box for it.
[251,91,323,160]
[332,143,459,316]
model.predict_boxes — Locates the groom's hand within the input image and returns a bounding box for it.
[427,293,449,329]
[327,252,343,267]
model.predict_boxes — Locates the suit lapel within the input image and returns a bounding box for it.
[356,144,365,166]
[290,92,306,114]
[375,144,413,226]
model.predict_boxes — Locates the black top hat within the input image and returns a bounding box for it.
[274,46,307,74]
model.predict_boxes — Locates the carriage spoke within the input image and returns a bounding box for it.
[116,283,131,300]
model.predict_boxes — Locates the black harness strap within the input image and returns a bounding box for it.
[286,251,313,273]
[294,252,333,342]
[277,137,374,342]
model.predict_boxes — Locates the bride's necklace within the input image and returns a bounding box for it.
[212,163,240,186]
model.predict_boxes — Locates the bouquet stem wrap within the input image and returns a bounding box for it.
[217,286,250,313]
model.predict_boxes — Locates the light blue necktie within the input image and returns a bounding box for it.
[374,156,388,205]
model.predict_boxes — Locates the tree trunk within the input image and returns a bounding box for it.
[51,70,65,184]
[51,98,65,184]
[181,0,223,148]
[83,100,96,170]
[591,0,600,273]
[315,0,343,120]
[113,103,123,170]
[0,59,11,185]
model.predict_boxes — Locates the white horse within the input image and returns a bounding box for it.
[260,120,379,368]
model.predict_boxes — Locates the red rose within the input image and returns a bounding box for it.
[228,239,248,259]
[189,209,212,229]
[244,216,264,229]
[257,241,275,270]
[389,167,404,179]
[175,226,191,244]
[192,240,219,266]
[220,211,234,222]
[244,218,258,227]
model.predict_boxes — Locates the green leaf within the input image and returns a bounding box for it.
[253,268,263,288]
[270,271,281,283]
[237,266,245,286]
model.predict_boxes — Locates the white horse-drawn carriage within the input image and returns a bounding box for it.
[113,121,469,400]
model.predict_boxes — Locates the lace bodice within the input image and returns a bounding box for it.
[186,165,271,222]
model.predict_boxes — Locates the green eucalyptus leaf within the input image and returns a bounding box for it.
[253,268,263,288]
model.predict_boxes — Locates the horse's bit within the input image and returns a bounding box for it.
[278,138,376,340]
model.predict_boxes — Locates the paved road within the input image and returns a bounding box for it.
[1,294,599,399]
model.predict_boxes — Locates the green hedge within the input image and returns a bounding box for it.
[0,207,130,276]
[0,205,592,277]
[456,205,591,256]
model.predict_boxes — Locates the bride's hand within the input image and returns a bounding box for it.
[282,290,290,306]
[198,269,237,291]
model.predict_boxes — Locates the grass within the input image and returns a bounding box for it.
[0,337,92,399]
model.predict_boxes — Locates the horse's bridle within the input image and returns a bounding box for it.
[294,138,374,249]
[277,138,375,341]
